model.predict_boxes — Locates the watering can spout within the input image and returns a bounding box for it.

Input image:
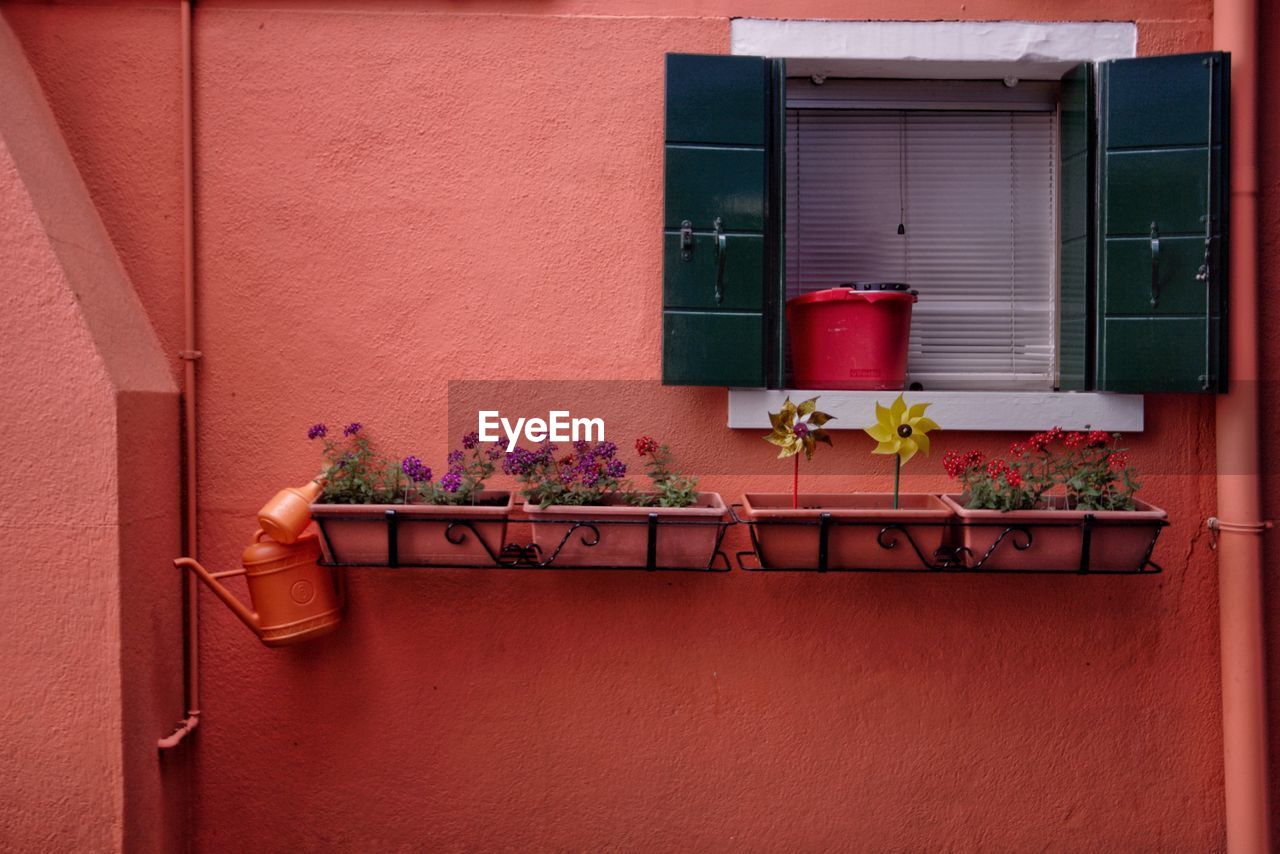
[174,556,261,633]
[174,530,342,647]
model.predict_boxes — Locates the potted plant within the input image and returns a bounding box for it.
[307,424,514,566]
[741,395,952,570]
[511,437,727,568]
[940,429,1167,571]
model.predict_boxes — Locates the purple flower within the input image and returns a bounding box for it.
[594,441,618,459]
[307,423,327,440]
[343,422,363,437]
[440,470,462,493]
[401,456,432,483]
[447,449,464,465]
[793,422,811,439]
[502,448,530,476]
[486,444,506,461]
[605,459,626,479]
[572,440,590,454]
[461,431,480,450]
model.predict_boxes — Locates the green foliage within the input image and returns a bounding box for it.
[315,428,401,505]
[626,439,699,508]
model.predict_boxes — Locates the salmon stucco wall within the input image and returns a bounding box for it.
[0,17,187,854]
[6,0,1275,850]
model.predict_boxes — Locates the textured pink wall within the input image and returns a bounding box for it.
[6,0,1268,850]
[0,17,186,853]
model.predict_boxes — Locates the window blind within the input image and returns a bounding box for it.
[785,108,1058,390]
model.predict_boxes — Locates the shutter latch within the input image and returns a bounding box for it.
[1196,229,1211,284]
[680,220,694,261]
[713,217,727,305]
[1149,222,1161,308]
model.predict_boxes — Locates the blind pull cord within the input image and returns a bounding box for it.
[897,111,907,236]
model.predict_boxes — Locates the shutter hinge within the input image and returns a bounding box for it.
[680,220,694,261]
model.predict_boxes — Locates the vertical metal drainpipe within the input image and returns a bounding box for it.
[159,0,200,750]
[1213,0,1271,847]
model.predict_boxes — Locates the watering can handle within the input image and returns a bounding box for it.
[174,557,260,633]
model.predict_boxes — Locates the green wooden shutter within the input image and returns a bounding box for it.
[663,54,783,387]
[1058,62,1094,391]
[1096,52,1230,392]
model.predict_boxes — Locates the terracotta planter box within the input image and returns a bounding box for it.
[940,494,1167,571]
[310,491,514,567]
[741,493,953,570]
[522,493,728,568]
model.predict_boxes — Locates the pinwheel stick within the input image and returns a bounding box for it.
[793,454,799,509]
[893,455,901,509]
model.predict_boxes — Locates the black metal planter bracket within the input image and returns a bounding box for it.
[385,508,399,568]
[817,512,832,572]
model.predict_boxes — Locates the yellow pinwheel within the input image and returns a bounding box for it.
[864,394,938,464]
[865,394,939,510]
[764,396,835,460]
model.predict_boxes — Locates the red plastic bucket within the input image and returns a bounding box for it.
[787,283,917,390]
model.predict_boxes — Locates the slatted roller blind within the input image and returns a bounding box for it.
[785,86,1058,390]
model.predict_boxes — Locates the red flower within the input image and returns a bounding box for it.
[1107,451,1129,471]
[944,449,987,479]
[634,436,659,457]
[985,458,1010,479]
[1009,441,1028,457]
[1005,467,1024,488]
[1088,430,1112,448]
[1063,432,1086,448]
[1027,427,1064,452]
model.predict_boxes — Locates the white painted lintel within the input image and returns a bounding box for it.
[728,390,1144,433]
[731,19,1138,79]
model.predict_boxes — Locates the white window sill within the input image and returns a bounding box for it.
[727,390,1143,432]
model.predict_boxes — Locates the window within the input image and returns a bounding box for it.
[660,50,1229,396]
[785,79,1058,390]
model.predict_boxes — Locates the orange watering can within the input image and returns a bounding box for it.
[175,530,342,647]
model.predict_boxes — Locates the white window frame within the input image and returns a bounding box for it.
[727,19,1144,432]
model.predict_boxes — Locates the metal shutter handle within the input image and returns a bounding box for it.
[1149,222,1161,309]
[713,217,726,305]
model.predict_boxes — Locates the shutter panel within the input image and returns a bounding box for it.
[1058,62,1093,390]
[663,54,782,387]
[1096,52,1229,392]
